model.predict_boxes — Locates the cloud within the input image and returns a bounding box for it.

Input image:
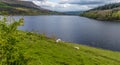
[22,0,45,1]
[58,0,120,11]
[33,1,70,8]
[60,0,120,4]
[22,0,120,11]
[60,0,104,5]
[32,0,91,11]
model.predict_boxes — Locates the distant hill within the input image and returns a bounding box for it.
[80,3,120,21]
[0,0,43,9]
[0,0,58,15]
[63,11,83,15]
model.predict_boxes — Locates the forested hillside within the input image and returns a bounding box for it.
[80,3,120,21]
[0,1,58,15]
[91,3,120,10]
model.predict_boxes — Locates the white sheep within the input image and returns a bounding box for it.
[74,47,80,50]
[56,39,62,43]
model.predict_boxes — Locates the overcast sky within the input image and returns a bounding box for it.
[23,0,120,12]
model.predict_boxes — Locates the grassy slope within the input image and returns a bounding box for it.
[0,2,58,15]
[14,31,120,65]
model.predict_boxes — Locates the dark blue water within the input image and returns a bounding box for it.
[16,15,120,51]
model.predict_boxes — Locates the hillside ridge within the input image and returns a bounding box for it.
[0,0,59,15]
[80,2,120,21]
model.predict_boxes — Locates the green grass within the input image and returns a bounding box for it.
[0,17,120,65]
[12,31,120,65]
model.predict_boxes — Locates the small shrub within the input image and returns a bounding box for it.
[0,17,28,65]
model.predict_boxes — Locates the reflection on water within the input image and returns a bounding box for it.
[15,15,120,51]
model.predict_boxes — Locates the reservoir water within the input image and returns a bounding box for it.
[16,15,120,51]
